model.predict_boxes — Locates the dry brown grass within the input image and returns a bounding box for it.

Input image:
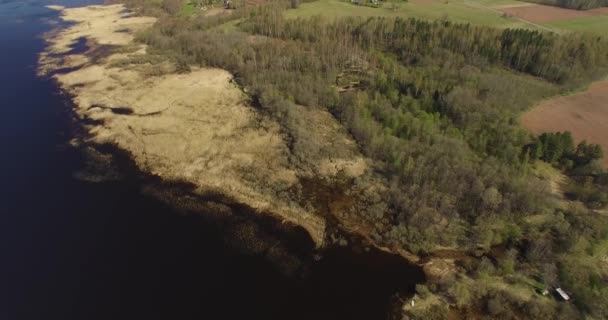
[203,7,232,16]
[39,4,330,245]
[39,4,381,248]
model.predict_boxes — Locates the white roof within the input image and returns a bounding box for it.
[556,288,570,301]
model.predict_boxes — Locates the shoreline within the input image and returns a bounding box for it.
[39,4,329,247]
[22,1,608,319]
[38,4,428,269]
[38,4,441,286]
[36,3,467,283]
[37,2,438,273]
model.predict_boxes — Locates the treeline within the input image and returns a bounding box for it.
[528,131,603,169]
[522,0,608,10]
[244,15,608,85]
[527,132,607,208]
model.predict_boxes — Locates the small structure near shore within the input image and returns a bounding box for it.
[556,288,570,301]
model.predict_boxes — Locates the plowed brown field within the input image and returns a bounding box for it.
[521,81,608,168]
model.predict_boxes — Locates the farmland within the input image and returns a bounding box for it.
[499,3,608,23]
[521,80,608,168]
[284,0,608,34]
[547,14,608,33]
[286,0,538,29]
[181,0,608,34]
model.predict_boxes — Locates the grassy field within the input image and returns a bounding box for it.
[285,0,607,34]
[548,15,608,34]
[467,0,608,35]
[286,0,536,28]
[178,0,607,36]
[177,0,608,35]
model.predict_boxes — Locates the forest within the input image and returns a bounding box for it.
[522,0,608,10]
[113,0,608,318]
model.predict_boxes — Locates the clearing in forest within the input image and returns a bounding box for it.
[521,81,608,168]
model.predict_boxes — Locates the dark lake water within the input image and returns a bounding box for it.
[0,1,424,319]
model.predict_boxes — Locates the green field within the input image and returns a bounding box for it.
[286,0,536,29]
[178,0,608,35]
[548,15,608,34]
[285,0,608,35]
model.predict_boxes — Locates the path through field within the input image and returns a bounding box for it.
[464,0,557,32]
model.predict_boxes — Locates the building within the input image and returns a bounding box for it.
[556,288,570,301]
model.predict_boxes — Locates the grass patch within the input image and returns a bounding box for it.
[524,213,553,225]
[530,161,561,179]
[181,1,197,15]
[210,18,242,32]
[548,15,608,35]
[591,239,608,259]
[513,274,546,291]
[482,276,539,301]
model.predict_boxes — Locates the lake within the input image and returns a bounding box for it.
[0,1,424,319]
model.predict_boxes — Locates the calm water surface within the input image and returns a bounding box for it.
[0,1,424,319]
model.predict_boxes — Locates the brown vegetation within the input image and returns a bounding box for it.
[40,4,369,246]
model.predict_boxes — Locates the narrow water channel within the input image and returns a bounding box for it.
[0,1,424,319]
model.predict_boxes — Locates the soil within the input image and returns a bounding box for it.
[521,80,608,168]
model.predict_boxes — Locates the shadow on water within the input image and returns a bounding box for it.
[65,36,88,55]
[70,141,427,320]
[0,1,425,320]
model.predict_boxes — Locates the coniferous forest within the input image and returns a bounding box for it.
[113,0,608,318]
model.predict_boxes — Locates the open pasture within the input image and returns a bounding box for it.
[286,0,537,29]
[285,0,608,34]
